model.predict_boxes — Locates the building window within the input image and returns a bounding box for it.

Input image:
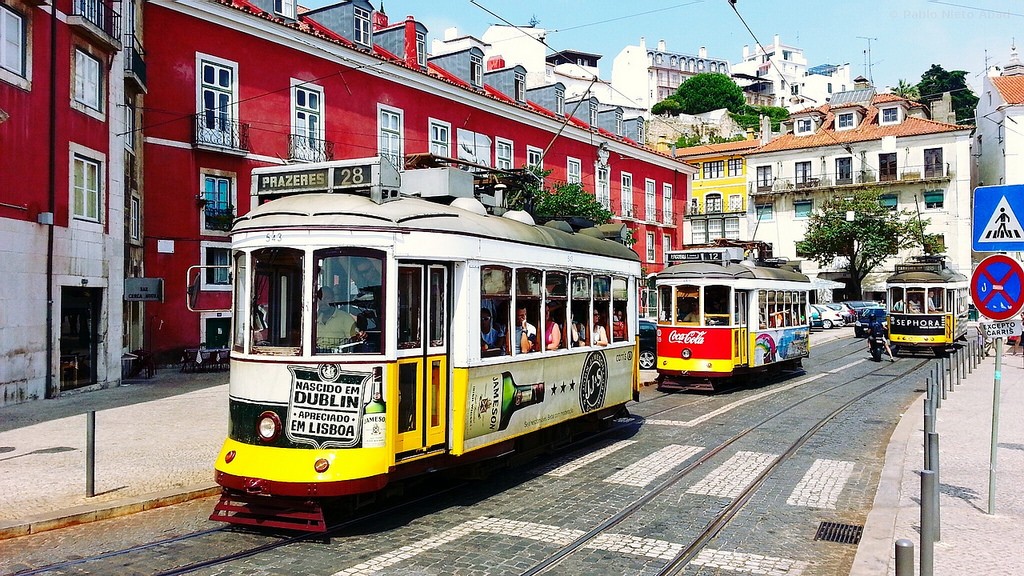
[202,243,232,287]
[620,173,633,217]
[879,152,897,181]
[794,199,813,219]
[756,165,773,190]
[836,157,852,184]
[636,120,645,143]
[130,195,141,242]
[429,119,450,157]
[924,190,944,209]
[292,83,324,161]
[201,173,235,232]
[924,147,944,178]
[124,99,136,151]
[880,107,899,124]
[72,154,102,222]
[567,157,581,184]
[378,106,403,169]
[470,53,482,87]
[646,232,655,262]
[796,118,812,134]
[724,218,740,239]
[596,166,610,209]
[708,218,723,239]
[795,161,811,185]
[353,6,371,46]
[74,48,102,111]
[702,160,724,179]
[727,158,743,177]
[692,219,707,244]
[728,194,743,212]
[514,71,525,102]
[496,138,513,170]
[837,112,855,129]
[662,233,671,259]
[645,179,656,220]
[526,146,543,169]
[416,32,426,68]
[662,183,673,223]
[879,193,898,210]
[706,193,722,213]
[756,201,774,222]
[1,5,25,78]
[274,0,294,18]
[589,103,598,128]
[197,56,237,147]
[555,87,565,115]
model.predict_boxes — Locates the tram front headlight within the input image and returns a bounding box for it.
[257,411,282,443]
[681,349,692,359]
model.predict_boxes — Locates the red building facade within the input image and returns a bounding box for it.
[140,0,693,354]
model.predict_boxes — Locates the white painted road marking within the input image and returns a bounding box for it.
[787,458,855,509]
[603,444,704,487]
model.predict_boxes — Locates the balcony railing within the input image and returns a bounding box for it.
[69,0,121,50]
[289,134,335,163]
[123,34,146,91]
[749,163,951,195]
[204,206,235,232]
[193,114,250,154]
[685,203,746,216]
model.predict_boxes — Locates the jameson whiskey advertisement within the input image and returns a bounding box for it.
[466,371,545,439]
[361,368,386,448]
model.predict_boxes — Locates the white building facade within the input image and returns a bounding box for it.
[746,91,972,299]
[730,34,853,112]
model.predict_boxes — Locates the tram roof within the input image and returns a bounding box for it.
[656,261,810,283]
[886,269,968,284]
[233,193,640,263]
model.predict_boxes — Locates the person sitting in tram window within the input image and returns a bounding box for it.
[481,307,506,355]
[680,298,699,323]
[612,309,627,340]
[891,299,905,312]
[316,285,358,351]
[514,305,537,353]
[570,315,587,347]
[592,311,610,346]
[544,305,563,351]
[908,295,924,313]
[927,289,943,312]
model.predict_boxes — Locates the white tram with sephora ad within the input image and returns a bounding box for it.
[210,157,643,531]
[653,244,812,391]
[885,255,969,357]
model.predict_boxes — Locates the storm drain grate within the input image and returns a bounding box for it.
[814,521,863,545]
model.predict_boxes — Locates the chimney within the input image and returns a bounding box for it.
[372,9,388,30]
[759,114,772,143]
[853,75,871,89]
[743,45,749,59]
[487,55,505,71]
[930,91,956,123]
[657,39,666,52]
[639,36,646,50]
[699,46,707,59]
[773,34,780,47]
[444,27,458,41]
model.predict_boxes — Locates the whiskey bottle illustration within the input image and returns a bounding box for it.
[466,371,545,439]
[361,368,386,448]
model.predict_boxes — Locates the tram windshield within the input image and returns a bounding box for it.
[315,250,384,354]
[246,247,303,354]
[890,287,943,314]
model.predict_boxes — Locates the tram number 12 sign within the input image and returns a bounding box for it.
[971,254,1024,321]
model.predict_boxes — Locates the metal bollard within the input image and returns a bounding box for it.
[921,469,936,576]
[895,539,915,576]
[86,410,95,498]
[941,358,948,400]
[928,431,941,542]
[934,363,942,408]
[954,352,961,388]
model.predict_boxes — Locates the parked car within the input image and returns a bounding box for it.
[809,306,823,330]
[823,302,857,325]
[639,319,657,370]
[854,306,887,338]
[811,304,844,329]
[843,300,880,314]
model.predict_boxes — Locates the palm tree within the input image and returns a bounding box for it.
[892,79,920,101]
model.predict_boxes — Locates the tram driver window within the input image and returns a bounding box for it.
[907,290,925,313]
[314,251,384,354]
[481,266,511,357]
[248,247,303,354]
[675,285,699,324]
[705,285,730,326]
[890,287,906,312]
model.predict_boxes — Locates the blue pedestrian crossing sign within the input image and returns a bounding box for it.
[973,184,1024,251]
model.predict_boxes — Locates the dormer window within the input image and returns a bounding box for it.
[795,118,813,134]
[416,32,426,68]
[514,71,525,102]
[615,111,623,136]
[589,104,598,127]
[354,6,370,46]
[274,0,295,19]
[837,112,855,130]
[470,53,482,88]
[880,106,900,125]
[555,87,565,115]
[637,121,645,143]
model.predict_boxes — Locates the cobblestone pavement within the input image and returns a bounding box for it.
[1,327,1017,576]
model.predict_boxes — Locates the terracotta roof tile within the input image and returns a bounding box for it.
[676,139,761,159]
[755,115,969,154]
[992,76,1024,105]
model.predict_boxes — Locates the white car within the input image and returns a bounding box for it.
[811,304,845,329]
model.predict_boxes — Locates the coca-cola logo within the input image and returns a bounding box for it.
[668,330,707,345]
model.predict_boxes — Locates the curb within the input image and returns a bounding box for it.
[0,484,220,541]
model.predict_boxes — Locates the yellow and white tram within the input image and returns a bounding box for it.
[653,247,812,391]
[211,158,642,530]
[885,255,969,356]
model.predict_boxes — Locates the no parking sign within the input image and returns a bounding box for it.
[971,254,1024,321]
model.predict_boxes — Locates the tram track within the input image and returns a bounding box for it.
[518,354,931,576]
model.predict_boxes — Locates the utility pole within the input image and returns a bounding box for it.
[857,36,878,84]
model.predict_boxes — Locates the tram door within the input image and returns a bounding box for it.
[394,263,449,455]
[734,290,748,366]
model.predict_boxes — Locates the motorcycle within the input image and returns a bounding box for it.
[869,334,885,361]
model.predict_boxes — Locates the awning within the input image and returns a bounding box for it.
[811,277,845,289]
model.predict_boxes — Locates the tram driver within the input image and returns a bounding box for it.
[316,285,358,352]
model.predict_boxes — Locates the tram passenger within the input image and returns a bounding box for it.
[592,311,609,346]
[481,307,506,355]
[927,289,943,312]
[544,305,563,351]
[570,315,587,347]
[908,294,924,313]
[316,285,358,351]
[680,299,699,323]
[891,299,905,312]
[612,309,627,340]
[515,305,537,353]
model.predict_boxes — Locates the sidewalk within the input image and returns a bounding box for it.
[852,346,1024,575]
[0,370,227,539]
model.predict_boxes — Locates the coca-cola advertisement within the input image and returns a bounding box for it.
[659,327,733,359]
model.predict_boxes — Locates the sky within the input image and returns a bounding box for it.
[313,0,1024,94]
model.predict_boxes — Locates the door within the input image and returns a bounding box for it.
[394,263,449,456]
[60,287,101,391]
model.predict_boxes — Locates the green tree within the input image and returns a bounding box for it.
[506,168,613,224]
[914,64,979,124]
[675,73,746,115]
[651,98,683,116]
[795,189,928,298]
[892,79,920,100]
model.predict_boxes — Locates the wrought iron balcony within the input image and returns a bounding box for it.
[69,0,121,51]
[288,134,335,163]
[204,206,235,232]
[193,114,250,154]
[748,163,951,195]
[123,34,146,92]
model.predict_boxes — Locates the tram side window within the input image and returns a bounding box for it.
[544,272,568,350]
[611,276,628,341]
[481,266,511,357]
[889,287,906,312]
[705,285,730,326]
[906,289,926,314]
[515,269,542,354]
[594,275,612,343]
[397,266,422,350]
[657,285,673,323]
[783,291,793,327]
[249,247,303,354]
[570,274,591,347]
[675,285,699,325]
[758,290,768,329]
[314,250,384,354]
[927,287,943,312]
